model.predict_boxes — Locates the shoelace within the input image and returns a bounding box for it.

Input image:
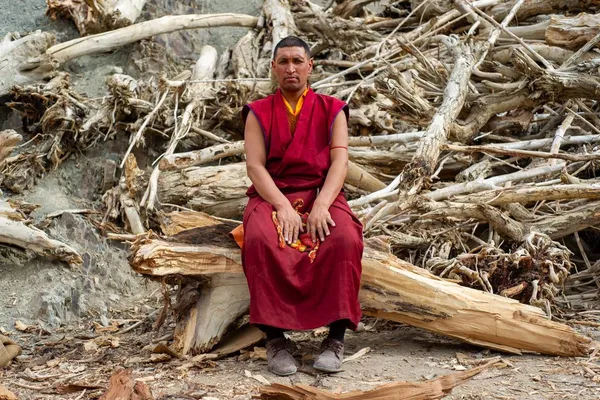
[323,340,343,359]
[268,340,289,356]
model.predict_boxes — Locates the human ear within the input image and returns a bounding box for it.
[308,58,314,74]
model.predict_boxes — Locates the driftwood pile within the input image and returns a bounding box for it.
[1,0,600,358]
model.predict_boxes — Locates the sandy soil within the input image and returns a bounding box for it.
[2,319,600,399]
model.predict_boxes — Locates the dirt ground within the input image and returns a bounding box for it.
[2,317,600,399]
[2,1,600,399]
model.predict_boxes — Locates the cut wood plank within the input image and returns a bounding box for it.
[130,230,593,357]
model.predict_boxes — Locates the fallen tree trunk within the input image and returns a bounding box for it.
[129,226,593,357]
[158,162,250,218]
[545,13,600,50]
[0,201,83,267]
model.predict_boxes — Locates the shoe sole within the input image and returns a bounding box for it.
[270,369,297,376]
[313,364,342,373]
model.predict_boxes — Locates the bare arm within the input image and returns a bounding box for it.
[307,110,349,241]
[244,111,303,243]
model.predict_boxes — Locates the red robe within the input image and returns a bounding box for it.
[241,88,363,331]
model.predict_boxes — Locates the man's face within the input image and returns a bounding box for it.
[272,46,313,92]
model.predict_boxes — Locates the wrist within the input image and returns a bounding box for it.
[313,198,330,209]
[273,198,291,211]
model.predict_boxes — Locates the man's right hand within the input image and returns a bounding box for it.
[275,204,304,244]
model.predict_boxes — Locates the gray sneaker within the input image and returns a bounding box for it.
[313,338,344,373]
[266,337,297,376]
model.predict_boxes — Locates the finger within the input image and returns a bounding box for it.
[293,225,299,243]
[323,221,330,237]
[283,222,290,243]
[310,223,317,243]
[317,224,325,242]
[327,215,336,227]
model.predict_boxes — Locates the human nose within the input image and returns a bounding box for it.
[286,63,296,74]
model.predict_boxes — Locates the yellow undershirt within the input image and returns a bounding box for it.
[282,88,309,116]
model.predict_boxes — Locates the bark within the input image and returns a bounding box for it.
[130,232,592,357]
[528,201,600,240]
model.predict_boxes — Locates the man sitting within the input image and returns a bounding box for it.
[241,36,363,376]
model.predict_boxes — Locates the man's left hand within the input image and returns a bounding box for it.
[307,203,336,242]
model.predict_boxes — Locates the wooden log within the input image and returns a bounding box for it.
[399,37,473,193]
[158,158,389,218]
[158,163,250,218]
[46,13,257,62]
[346,161,387,193]
[47,0,147,35]
[454,184,600,205]
[98,370,154,400]
[0,384,17,400]
[159,141,245,171]
[546,13,600,50]
[0,32,57,97]
[487,0,600,22]
[130,230,593,357]
[0,201,82,267]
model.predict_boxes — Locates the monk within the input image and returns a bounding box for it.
[242,36,363,376]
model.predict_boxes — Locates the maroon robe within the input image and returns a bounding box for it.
[241,88,363,331]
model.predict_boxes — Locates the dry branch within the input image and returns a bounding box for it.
[47,13,258,63]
